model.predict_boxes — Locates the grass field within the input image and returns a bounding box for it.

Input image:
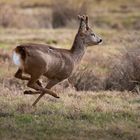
[0,0,140,139]
[0,28,140,140]
[0,88,140,140]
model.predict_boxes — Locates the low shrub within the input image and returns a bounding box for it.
[105,47,140,91]
[70,67,104,91]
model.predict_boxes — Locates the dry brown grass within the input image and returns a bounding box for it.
[0,78,140,140]
[70,46,140,92]
[70,67,104,91]
[106,47,140,91]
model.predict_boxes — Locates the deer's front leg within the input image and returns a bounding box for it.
[32,79,60,106]
[26,77,59,106]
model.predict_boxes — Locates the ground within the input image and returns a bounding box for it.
[0,87,140,140]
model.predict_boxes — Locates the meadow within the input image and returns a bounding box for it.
[0,0,140,139]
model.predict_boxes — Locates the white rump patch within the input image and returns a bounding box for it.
[12,52,22,67]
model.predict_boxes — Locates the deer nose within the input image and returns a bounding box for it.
[99,39,102,43]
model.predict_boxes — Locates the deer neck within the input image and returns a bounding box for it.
[71,34,86,63]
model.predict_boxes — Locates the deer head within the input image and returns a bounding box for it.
[78,15,102,46]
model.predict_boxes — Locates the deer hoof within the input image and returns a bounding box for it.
[56,96,60,98]
[24,90,33,94]
[36,80,43,87]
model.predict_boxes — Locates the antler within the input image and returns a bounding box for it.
[85,15,89,30]
[78,15,87,32]
[78,15,89,32]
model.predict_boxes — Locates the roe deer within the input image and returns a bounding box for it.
[13,15,102,106]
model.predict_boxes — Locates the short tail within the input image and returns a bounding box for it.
[12,46,26,68]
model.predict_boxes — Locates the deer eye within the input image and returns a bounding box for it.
[91,33,95,37]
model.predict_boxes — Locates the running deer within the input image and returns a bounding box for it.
[13,15,102,106]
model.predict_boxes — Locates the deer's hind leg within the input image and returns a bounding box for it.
[14,69,43,89]
[15,69,30,80]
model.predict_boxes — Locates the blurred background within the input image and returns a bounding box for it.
[0,0,140,91]
[0,0,139,29]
